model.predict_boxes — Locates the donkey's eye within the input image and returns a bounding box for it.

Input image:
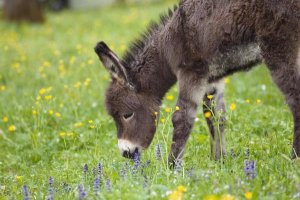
[123,113,134,120]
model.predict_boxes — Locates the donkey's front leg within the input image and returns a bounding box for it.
[168,74,207,167]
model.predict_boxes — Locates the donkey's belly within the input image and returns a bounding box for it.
[208,43,263,83]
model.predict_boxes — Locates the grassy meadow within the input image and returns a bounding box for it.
[1,1,300,199]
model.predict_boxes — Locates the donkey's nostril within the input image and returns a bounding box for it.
[122,150,135,159]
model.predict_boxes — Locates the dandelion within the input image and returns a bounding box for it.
[66,132,74,137]
[175,106,180,111]
[0,85,6,91]
[59,132,66,138]
[55,112,61,117]
[39,88,46,95]
[48,110,54,115]
[246,99,251,103]
[87,59,94,65]
[8,125,16,132]
[244,160,256,179]
[220,194,235,200]
[133,151,141,169]
[74,122,84,128]
[78,184,87,200]
[256,99,261,104]
[89,125,95,129]
[106,179,111,192]
[16,175,23,181]
[230,103,236,111]
[83,164,88,174]
[166,95,174,100]
[204,111,212,118]
[244,191,253,199]
[224,78,230,84]
[2,116,8,123]
[203,195,218,200]
[94,177,100,195]
[32,110,38,115]
[156,143,162,160]
[207,95,214,100]
[74,82,82,89]
[88,120,93,124]
[168,185,187,200]
[44,95,53,101]
[23,185,30,200]
[160,118,166,123]
[165,107,171,113]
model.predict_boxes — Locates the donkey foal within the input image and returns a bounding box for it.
[95,0,300,166]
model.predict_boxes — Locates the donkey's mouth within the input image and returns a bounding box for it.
[122,148,139,159]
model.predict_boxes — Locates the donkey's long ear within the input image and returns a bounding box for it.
[94,41,135,90]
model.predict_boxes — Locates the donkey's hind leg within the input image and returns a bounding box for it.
[203,80,226,160]
[262,40,300,158]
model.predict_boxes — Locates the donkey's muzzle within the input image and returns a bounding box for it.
[122,148,139,159]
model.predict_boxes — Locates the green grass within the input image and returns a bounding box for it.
[1,1,300,199]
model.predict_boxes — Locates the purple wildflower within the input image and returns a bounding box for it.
[83,164,88,174]
[93,167,97,177]
[244,160,256,179]
[156,144,162,160]
[23,185,30,200]
[97,163,103,176]
[245,148,250,158]
[94,177,100,195]
[120,168,126,180]
[105,179,111,192]
[133,151,140,169]
[142,174,148,188]
[46,177,54,200]
[78,184,87,200]
[230,149,236,158]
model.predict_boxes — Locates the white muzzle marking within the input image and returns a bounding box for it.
[118,139,141,154]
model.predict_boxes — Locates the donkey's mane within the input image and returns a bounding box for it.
[122,5,178,66]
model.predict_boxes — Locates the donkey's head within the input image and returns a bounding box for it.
[94,41,159,159]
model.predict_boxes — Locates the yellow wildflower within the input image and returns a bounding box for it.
[88,120,93,124]
[0,85,6,91]
[204,195,218,200]
[245,192,253,200]
[36,95,41,101]
[220,194,235,200]
[165,107,171,113]
[87,59,94,65]
[224,78,230,84]
[160,118,166,123]
[204,111,212,118]
[168,185,187,200]
[43,61,51,67]
[89,125,95,129]
[175,106,180,111]
[69,56,76,65]
[74,82,81,88]
[167,95,174,100]
[246,99,251,103]
[230,103,236,111]
[32,110,38,115]
[48,110,54,115]
[44,95,53,100]
[59,132,66,137]
[74,122,84,128]
[256,99,261,104]
[177,185,187,193]
[39,88,46,95]
[16,175,23,182]
[207,95,214,100]
[8,125,16,132]
[67,132,74,137]
[3,116,8,123]
[55,112,61,117]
